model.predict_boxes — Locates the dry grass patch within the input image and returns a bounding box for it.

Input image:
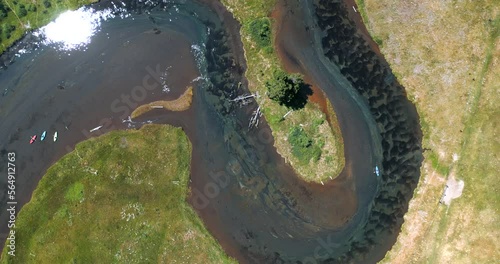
[359,0,496,165]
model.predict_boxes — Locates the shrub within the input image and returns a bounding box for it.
[312,117,325,133]
[17,4,27,17]
[263,45,273,54]
[288,126,322,164]
[246,17,271,49]
[0,4,7,19]
[43,0,51,8]
[2,24,15,39]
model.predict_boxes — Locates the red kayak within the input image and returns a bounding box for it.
[30,135,37,144]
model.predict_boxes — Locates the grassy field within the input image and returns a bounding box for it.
[0,124,235,263]
[355,0,499,263]
[0,0,98,54]
[222,0,345,183]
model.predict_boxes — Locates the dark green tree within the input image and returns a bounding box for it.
[266,69,306,108]
[17,4,27,17]
[0,3,8,19]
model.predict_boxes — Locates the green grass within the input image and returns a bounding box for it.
[0,0,98,55]
[222,0,345,183]
[0,124,235,263]
[355,0,370,30]
[64,182,84,202]
[427,152,450,176]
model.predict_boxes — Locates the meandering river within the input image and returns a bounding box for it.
[0,0,422,263]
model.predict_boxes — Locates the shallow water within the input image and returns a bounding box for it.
[0,0,422,263]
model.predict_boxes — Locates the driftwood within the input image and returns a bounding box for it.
[282,110,293,120]
[248,106,262,130]
[231,92,259,107]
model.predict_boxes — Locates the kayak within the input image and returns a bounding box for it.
[41,131,47,141]
[53,131,58,142]
[30,135,37,144]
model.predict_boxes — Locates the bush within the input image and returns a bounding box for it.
[28,4,37,12]
[2,24,15,39]
[289,126,312,148]
[43,0,51,8]
[263,45,273,54]
[266,69,305,108]
[288,126,321,164]
[246,17,271,49]
[0,4,7,19]
[17,4,27,17]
